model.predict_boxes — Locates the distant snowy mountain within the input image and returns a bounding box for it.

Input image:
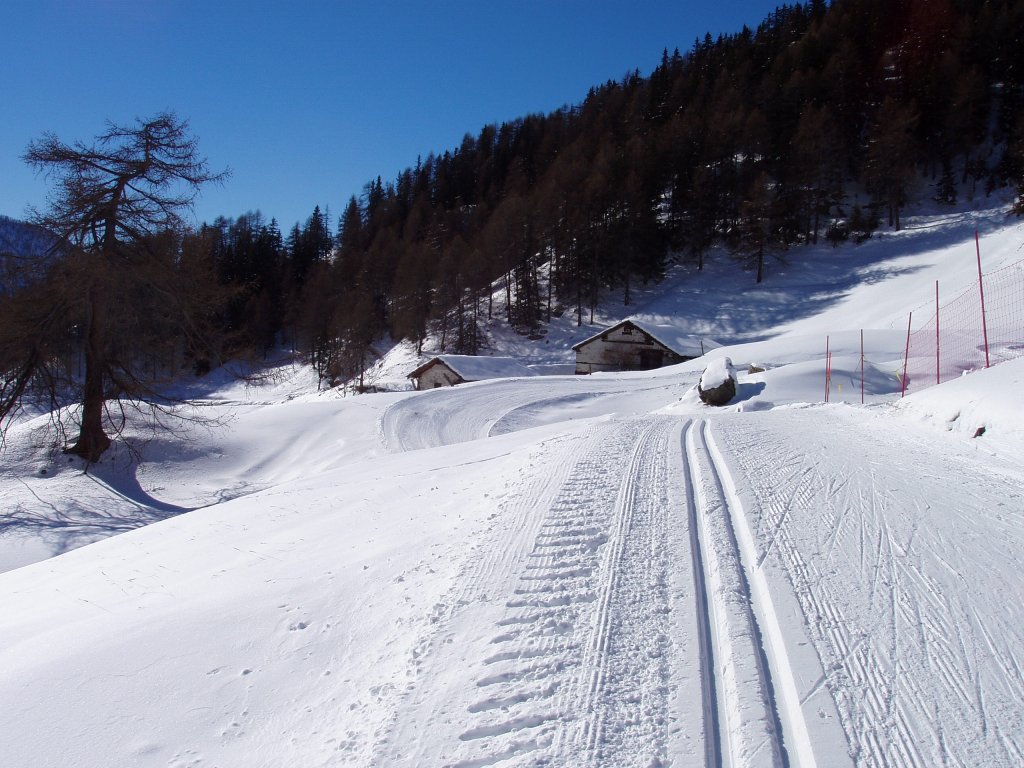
[0,214,54,257]
[0,214,58,294]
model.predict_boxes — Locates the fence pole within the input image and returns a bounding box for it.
[901,312,912,397]
[860,329,865,404]
[976,230,991,368]
[935,280,941,386]
[825,335,830,402]
[828,352,833,401]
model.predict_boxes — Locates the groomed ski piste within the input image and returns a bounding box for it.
[1,203,1022,767]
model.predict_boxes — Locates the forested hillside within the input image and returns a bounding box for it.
[4,0,1024,404]
[201,0,1024,386]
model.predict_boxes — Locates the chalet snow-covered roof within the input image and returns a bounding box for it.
[571,318,720,359]
[408,355,538,381]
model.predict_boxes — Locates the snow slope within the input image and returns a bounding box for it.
[1,203,1022,767]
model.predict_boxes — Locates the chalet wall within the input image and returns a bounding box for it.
[574,325,685,374]
[415,363,463,389]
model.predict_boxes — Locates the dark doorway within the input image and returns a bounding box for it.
[638,349,664,369]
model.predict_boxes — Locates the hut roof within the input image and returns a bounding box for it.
[408,355,538,381]
[571,318,720,358]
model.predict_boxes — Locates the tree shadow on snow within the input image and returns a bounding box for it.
[0,453,197,559]
[629,206,1006,344]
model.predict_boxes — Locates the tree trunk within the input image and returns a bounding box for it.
[68,287,110,462]
[545,253,553,322]
[812,196,820,244]
[504,269,512,324]
[576,269,583,327]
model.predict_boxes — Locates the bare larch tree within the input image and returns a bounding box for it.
[0,112,226,461]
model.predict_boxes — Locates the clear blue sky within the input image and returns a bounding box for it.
[3,0,785,231]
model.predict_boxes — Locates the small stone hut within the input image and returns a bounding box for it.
[408,355,538,389]
[572,319,719,374]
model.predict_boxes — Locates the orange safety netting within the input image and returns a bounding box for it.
[902,257,1024,395]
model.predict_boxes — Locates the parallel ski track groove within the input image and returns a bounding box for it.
[705,422,821,768]
[682,419,723,768]
[685,419,787,768]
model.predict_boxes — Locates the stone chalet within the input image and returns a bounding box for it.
[571,319,719,374]
[408,355,538,389]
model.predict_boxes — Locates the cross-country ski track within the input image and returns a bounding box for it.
[374,373,1023,767]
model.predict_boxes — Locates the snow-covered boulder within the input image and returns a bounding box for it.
[698,357,738,406]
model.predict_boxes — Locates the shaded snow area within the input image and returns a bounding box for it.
[1,204,1023,767]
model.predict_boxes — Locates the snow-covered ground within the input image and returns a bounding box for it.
[1,203,1022,767]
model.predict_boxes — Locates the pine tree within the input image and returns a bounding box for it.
[863,98,919,230]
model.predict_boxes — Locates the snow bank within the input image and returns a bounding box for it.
[894,357,1024,444]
